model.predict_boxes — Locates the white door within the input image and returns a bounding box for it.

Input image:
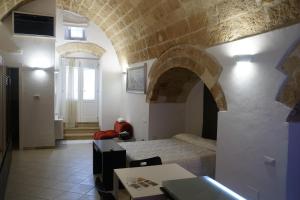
[78,60,99,122]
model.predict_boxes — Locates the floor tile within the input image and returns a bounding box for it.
[68,184,94,194]
[5,141,129,200]
[53,191,83,200]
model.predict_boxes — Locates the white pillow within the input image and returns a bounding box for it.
[173,133,216,151]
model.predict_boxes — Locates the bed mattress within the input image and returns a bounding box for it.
[118,134,216,177]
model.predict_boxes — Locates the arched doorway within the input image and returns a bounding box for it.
[147,45,227,111]
[147,45,227,140]
[56,41,105,124]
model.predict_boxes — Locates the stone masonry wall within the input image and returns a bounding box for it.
[56,42,106,58]
[147,45,227,111]
[1,0,300,64]
[278,43,300,108]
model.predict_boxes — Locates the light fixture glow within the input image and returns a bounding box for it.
[234,55,253,63]
[203,176,247,200]
[121,59,128,74]
[227,37,262,57]
[233,55,255,81]
[28,52,52,68]
[33,69,47,79]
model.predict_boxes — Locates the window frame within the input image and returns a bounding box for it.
[64,26,87,41]
[82,67,96,101]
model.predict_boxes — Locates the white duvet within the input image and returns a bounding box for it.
[118,134,216,177]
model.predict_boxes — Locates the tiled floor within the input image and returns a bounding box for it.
[5,140,128,200]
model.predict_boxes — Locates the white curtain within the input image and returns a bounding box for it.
[63,58,78,128]
[60,57,99,126]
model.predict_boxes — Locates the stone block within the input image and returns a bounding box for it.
[217,0,258,21]
[283,56,300,75]
[267,1,300,28]
[165,19,190,40]
[188,13,208,32]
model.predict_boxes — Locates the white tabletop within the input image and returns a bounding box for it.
[114,163,196,199]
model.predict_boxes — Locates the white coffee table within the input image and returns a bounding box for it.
[113,163,196,200]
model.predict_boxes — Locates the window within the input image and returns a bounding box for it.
[83,68,95,100]
[65,26,86,40]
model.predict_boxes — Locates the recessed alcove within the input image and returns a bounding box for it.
[148,67,219,140]
[150,68,199,103]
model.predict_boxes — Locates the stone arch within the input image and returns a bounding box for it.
[277,41,300,108]
[147,45,227,111]
[56,42,105,58]
[2,0,300,65]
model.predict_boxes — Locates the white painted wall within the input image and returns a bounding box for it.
[185,82,204,135]
[149,103,186,139]
[0,0,55,68]
[20,68,55,148]
[148,82,204,140]
[121,23,300,200]
[55,9,122,129]
[0,0,56,149]
[120,59,155,140]
[206,24,300,200]
[122,59,204,140]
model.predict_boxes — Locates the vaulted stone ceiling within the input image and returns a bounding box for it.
[1,0,300,64]
[151,68,200,103]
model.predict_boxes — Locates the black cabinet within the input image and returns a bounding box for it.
[93,139,126,190]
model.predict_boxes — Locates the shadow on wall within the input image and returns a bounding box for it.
[287,103,300,200]
[148,67,219,140]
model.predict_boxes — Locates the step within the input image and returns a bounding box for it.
[64,127,100,134]
[76,122,99,128]
[64,133,94,140]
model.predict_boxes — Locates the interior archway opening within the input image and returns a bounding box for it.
[148,67,219,140]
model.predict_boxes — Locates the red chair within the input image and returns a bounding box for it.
[93,121,133,140]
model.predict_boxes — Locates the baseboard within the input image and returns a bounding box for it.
[0,142,12,200]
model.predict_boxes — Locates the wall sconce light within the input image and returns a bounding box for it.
[233,55,253,64]
[27,52,52,69]
[232,55,255,81]
[33,69,47,79]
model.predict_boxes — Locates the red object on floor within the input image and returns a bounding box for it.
[93,121,133,140]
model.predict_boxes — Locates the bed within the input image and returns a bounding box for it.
[118,133,216,177]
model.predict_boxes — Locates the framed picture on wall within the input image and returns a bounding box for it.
[126,63,147,94]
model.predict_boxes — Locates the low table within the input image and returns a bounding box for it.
[113,163,196,200]
[93,139,126,190]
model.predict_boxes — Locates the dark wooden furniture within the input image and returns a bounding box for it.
[129,156,162,168]
[93,139,126,190]
[95,177,116,200]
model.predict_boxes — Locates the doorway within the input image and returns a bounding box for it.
[61,57,99,126]
[78,64,98,122]
[6,68,19,149]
